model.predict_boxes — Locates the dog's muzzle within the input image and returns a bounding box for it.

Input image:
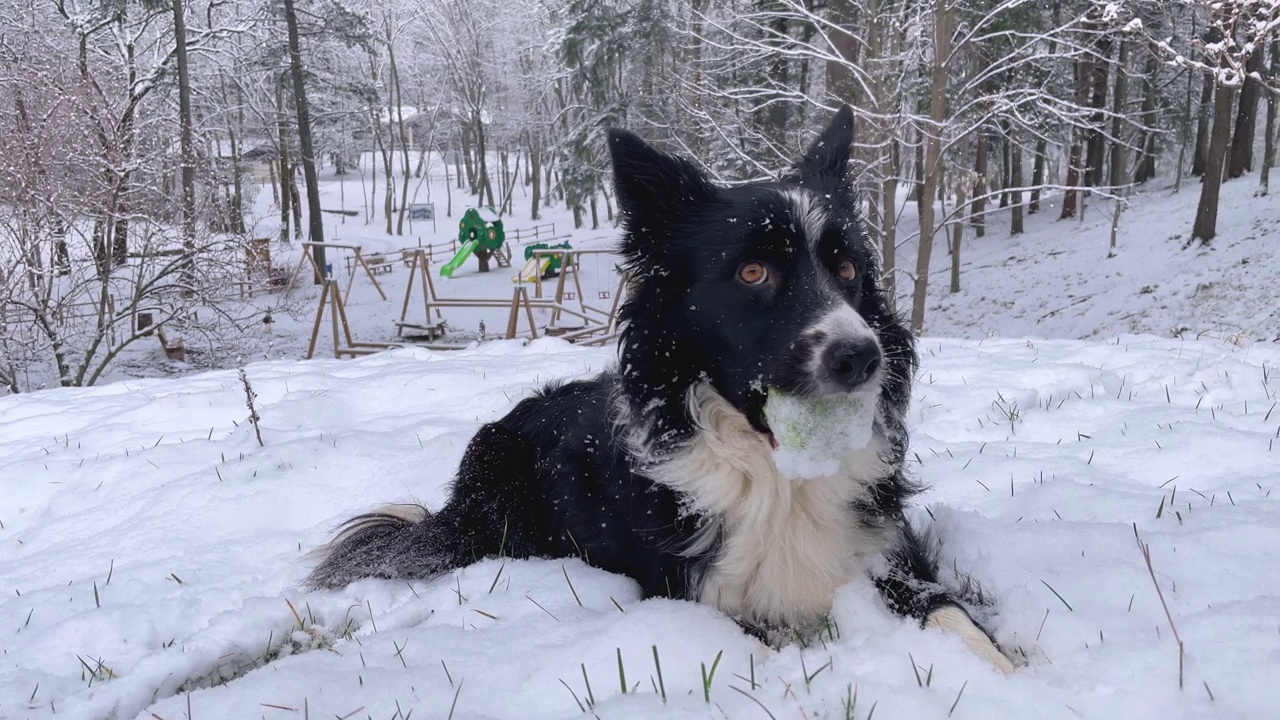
[822,337,881,391]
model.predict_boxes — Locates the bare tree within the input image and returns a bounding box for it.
[171,0,197,291]
[282,0,326,273]
[912,0,952,334]
[1261,39,1280,194]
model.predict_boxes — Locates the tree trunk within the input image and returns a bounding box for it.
[227,80,247,235]
[912,0,950,334]
[1175,61,1194,192]
[951,177,965,292]
[499,149,512,214]
[1108,194,1124,258]
[999,128,1010,209]
[826,0,860,105]
[1109,39,1130,190]
[913,138,925,209]
[460,124,476,193]
[998,130,1008,207]
[389,32,412,235]
[1030,139,1046,214]
[276,82,291,244]
[1227,44,1264,179]
[1060,143,1083,219]
[282,0,325,274]
[1192,69,1215,176]
[289,169,303,241]
[110,42,139,269]
[1134,51,1159,183]
[529,135,542,220]
[1085,31,1112,188]
[1061,49,1093,219]
[881,142,899,307]
[1261,40,1279,195]
[1010,128,1024,235]
[1192,80,1236,243]
[972,130,987,237]
[442,148,453,217]
[473,109,495,208]
[762,14,791,151]
[172,0,197,292]
[383,61,396,236]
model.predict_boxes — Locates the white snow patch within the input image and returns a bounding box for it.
[2,336,1279,719]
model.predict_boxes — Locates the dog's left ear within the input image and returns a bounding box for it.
[795,105,854,182]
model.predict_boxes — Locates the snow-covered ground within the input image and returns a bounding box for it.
[4,149,1280,718]
[3,336,1278,719]
[923,178,1280,342]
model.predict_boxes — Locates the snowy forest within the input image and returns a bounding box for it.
[1,0,1279,393]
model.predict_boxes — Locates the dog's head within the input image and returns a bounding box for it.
[609,107,914,446]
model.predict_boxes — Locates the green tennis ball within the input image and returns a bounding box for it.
[765,389,876,477]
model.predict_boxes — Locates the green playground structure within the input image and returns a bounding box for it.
[440,208,506,277]
[512,240,572,283]
[439,239,480,277]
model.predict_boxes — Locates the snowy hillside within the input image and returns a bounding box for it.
[917,176,1280,342]
[3,336,1278,719]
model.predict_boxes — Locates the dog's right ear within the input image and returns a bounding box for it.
[795,104,855,183]
[608,129,715,225]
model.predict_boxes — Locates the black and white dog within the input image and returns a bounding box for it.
[308,106,1012,673]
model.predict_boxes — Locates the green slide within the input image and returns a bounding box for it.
[439,239,479,278]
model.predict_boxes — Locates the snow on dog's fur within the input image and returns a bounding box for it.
[307,106,1013,673]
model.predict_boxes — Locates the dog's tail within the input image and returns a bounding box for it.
[306,420,543,589]
[305,503,467,589]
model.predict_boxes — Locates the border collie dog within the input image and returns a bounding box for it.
[309,106,1012,673]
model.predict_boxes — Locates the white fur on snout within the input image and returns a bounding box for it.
[926,605,1016,674]
[805,306,883,394]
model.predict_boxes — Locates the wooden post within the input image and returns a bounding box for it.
[329,281,342,358]
[549,252,570,327]
[332,282,366,353]
[506,287,521,338]
[305,281,331,359]
[397,249,420,338]
[521,287,538,340]
[349,247,388,301]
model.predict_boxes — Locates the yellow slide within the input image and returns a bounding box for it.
[512,257,551,283]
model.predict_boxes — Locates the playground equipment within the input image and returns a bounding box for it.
[440,208,512,277]
[305,279,400,359]
[287,241,389,301]
[400,248,543,345]
[396,248,447,340]
[295,242,628,359]
[512,240,572,283]
[400,246,629,349]
[524,247,627,344]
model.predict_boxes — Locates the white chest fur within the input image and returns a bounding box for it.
[646,384,892,627]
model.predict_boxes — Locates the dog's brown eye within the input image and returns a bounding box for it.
[738,262,768,285]
[838,259,857,281]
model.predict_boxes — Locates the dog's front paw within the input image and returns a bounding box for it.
[925,605,1016,674]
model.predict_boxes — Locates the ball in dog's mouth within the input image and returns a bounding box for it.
[763,388,876,478]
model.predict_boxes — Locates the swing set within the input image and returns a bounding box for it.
[298,244,628,359]
[399,246,627,348]
[520,248,626,345]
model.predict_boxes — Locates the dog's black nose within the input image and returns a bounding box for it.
[823,338,881,390]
